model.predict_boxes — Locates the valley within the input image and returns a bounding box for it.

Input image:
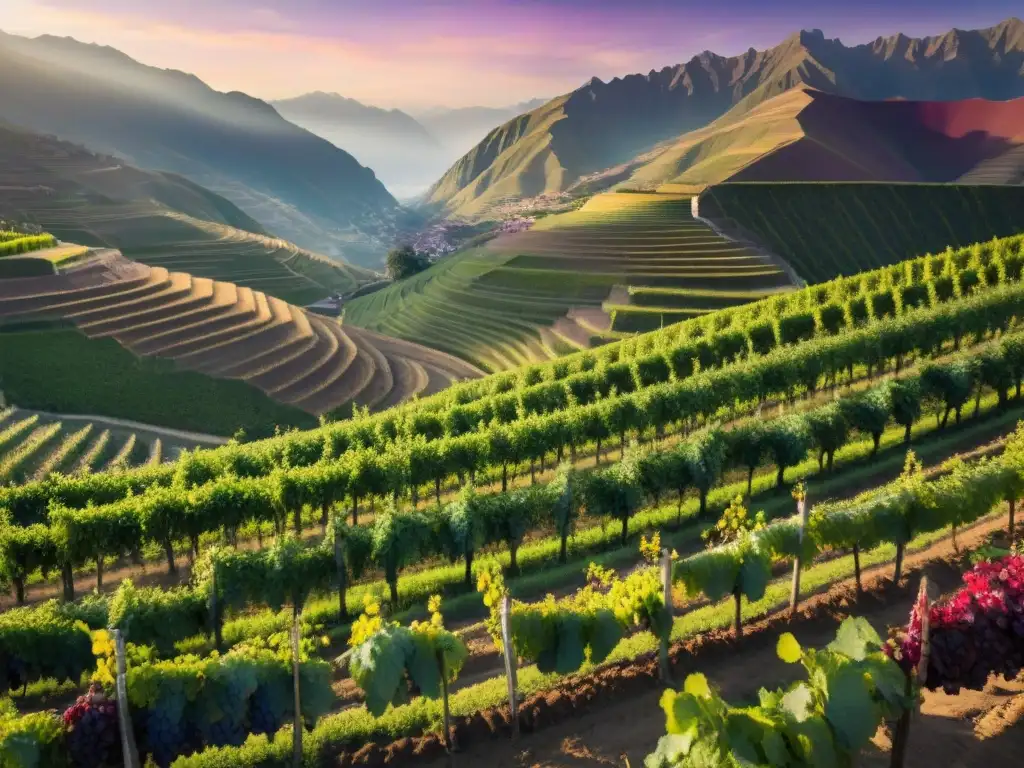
[345,191,794,370]
[1,8,1024,768]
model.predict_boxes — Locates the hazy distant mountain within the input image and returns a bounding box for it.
[272,92,443,200]
[0,120,265,234]
[0,32,400,265]
[416,98,551,158]
[425,17,1024,218]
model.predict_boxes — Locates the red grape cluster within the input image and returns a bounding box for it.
[889,555,1024,694]
[62,684,120,768]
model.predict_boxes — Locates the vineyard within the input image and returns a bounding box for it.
[345,192,795,370]
[0,252,481,433]
[0,406,210,487]
[0,231,56,258]
[698,182,1024,283]
[3,233,1024,766]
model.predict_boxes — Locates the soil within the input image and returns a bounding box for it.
[342,516,1021,767]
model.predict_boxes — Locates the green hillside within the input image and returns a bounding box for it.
[345,192,794,370]
[0,123,375,305]
[0,324,315,438]
[700,183,1024,283]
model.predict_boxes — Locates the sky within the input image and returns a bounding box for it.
[3,0,1021,111]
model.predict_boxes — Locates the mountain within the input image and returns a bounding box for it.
[599,88,1024,188]
[425,17,1024,218]
[0,121,376,304]
[272,92,443,200]
[417,99,551,159]
[0,32,400,265]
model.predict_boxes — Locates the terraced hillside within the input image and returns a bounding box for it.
[0,122,376,305]
[345,192,795,369]
[0,253,481,430]
[0,405,210,485]
[698,183,1024,283]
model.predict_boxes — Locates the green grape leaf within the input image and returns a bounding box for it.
[777,633,802,664]
[554,613,586,674]
[406,631,442,699]
[643,734,695,768]
[587,610,624,664]
[739,551,771,602]
[661,690,702,736]
[780,682,814,722]
[824,663,881,752]
[349,628,409,717]
[675,549,738,602]
[787,715,840,768]
[863,655,911,711]
[761,727,790,766]
[758,687,782,710]
[684,673,712,699]
[725,710,772,765]
[827,617,882,661]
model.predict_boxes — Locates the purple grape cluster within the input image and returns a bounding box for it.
[890,555,1024,694]
[62,685,119,768]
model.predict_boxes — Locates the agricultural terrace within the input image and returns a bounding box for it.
[345,191,795,371]
[0,406,208,485]
[0,230,56,257]
[3,302,1024,767]
[699,182,1024,283]
[2,230,1020,519]
[0,193,371,307]
[0,254,480,433]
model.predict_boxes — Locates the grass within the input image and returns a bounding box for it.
[0,328,316,438]
[701,183,1024,283]
[346,192,795,371]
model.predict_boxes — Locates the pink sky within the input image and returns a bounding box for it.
[4,0,1019,110]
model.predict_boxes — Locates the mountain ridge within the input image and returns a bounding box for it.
[0,30,400,265]
[425,16,1024,218]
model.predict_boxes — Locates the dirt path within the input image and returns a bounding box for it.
[417,517,1019,768]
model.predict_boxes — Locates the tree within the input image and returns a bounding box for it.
[442,486,488,587]
[888,378,922,444]
[586,455,643,545]
[549,464,581,563]
[806,403,848,471]
[138,485,188,575]
[840,386,891,457]
[326,516,372,621]
[763,416,812,488]
[371,504,430,607]
[0,524,56,604]
[682,428,728,517]
[921,359,973,427]
[485,487,539,576]
[385,245,429,281]
[727,422,765,497]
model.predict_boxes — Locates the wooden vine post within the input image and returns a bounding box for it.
[112,629,141,768]
[890,576,931,768]
[291,607,303,768]
[659,548,673,682]
[499,594,520,739]
[210,565,223,652]
[437,650,453,759]
[333,525,348,622]
[789,485,809,618]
